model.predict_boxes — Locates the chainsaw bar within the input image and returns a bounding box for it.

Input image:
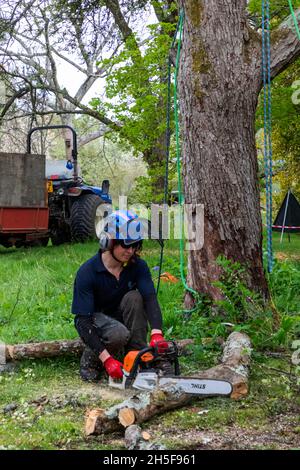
[132,372,233,396]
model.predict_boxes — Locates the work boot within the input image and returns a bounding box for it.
[79,347,103,382]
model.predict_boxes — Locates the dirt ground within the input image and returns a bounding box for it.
[147,413,300,450]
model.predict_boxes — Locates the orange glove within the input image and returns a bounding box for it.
[104,357,123,379]
[149,333,168,353]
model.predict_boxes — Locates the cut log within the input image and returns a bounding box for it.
[118,407,136,427]
[85,331,251,436]
[3,338,194,362]
[125,425,166,450]
[85,407,124,436]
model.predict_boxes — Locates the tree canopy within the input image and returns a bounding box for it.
[0,0,299,205]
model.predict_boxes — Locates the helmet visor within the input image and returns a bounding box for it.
[119,239,142,249]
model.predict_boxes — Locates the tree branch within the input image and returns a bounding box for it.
[0,46,45,70]
[1,66,121,131]
[1,110,93,122]
[104,0,134,41]
[55,88,121,130]
[0,85,31,120]
[3,0,37,34]
[77,127,108,147]
[50,47,88,75]
[271,9,300,79]
[43,16,61,97]
[73,43,120,103]
[13,31,89,75]
[74,76,99,104]
[73,22,93,72]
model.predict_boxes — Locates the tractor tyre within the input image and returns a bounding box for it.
[70,194,105,242]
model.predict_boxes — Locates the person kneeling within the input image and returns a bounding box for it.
[71,210,167,382]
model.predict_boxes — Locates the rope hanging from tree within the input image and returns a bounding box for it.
[156,16,180,295]
[262,0,274,273]
[157,10,202,315]
[288,0,300,39]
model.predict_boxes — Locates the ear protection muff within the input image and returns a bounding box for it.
[99,231,114,251]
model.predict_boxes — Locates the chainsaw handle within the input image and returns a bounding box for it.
[126,341,180,386]
[126,346,157,385]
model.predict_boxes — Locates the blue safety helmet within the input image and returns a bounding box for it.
[99,210,144,251]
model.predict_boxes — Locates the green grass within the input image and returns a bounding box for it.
[272,231,300,258]
[0,357,125,450]
[0,235,299,449]
[0,240,183,343]
[0,355,298,450]
[0,233,299,344]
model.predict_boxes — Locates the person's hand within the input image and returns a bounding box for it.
[149,332,168,353]
[103,356,123,379]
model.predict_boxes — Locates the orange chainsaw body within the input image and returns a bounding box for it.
[123,350,154,373]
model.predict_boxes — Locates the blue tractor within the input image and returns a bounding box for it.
[28,125,112,246]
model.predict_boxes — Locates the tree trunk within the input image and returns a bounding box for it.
[143,147,166,204]
[179,0,268,301]
[60,113,74,160]
[143,124,168,204]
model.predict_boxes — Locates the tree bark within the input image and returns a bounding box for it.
[178,0,265,301]
[5,339,84,361]
[3,338,194,362]
[143,132,167,203]
[271,10,300,79]
[85,332,251,436]
[178,1,300,303]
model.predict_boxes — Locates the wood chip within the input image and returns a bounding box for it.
[141,431,151,441]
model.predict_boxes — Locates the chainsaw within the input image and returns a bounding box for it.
[109,341,232,397]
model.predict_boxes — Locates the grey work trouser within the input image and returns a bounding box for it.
[93,290,148,354]
[80,290,148,373]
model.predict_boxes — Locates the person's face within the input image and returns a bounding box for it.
[112,241,139,263]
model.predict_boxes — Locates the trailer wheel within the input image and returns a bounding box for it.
[70,194,105,242]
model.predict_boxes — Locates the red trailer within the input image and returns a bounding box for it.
[0,125,111,248]
[0,152,49,247]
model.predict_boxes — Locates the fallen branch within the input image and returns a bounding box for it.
[196,330,252,400]
[3,338,194,362]
[5,339,84,361]
[85,331,251,436]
